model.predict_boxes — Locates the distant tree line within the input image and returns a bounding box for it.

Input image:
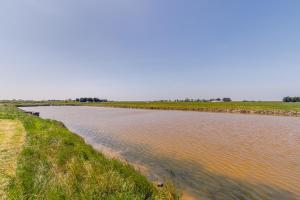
[75,97,108,103]
[160,98,232,102]
[283,96,300,102]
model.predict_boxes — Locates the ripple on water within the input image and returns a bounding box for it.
[21,106,300,200]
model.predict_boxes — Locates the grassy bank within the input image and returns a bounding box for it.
[92,101,300,116]
[0,120,25,199]
[13,101,300,117]
[0,105,179,199]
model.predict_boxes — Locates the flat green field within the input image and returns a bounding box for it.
[97,101,300,112]
[0,105,179,200]
[8,100,300,116]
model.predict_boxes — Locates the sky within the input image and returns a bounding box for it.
[0,0,300,101]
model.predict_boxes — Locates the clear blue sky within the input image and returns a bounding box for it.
[1,0,300,101]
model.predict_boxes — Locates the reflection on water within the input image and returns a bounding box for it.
[22,106,300,200]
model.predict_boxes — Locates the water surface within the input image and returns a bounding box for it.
[22,106,300,200]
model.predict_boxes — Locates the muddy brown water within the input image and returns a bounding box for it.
[21,106,300,200]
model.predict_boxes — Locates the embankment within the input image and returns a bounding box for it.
[13,101,300,117]
[0,105,179,199]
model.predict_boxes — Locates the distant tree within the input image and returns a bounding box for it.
[288,97,294,102]
[79,98,87,102]
[222,98,232,102]
[283,96,300,102]
[93,98,100,102]
[86,98,92,102]
[76,97,107,102]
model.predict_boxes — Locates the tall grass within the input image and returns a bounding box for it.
[0,105,180,199]
[0,120,25,199]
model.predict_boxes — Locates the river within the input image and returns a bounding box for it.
[21,106,300,200]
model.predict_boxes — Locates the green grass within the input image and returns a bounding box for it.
[0,120,25,199]
[91,101,300,112]
[0,105,180,200]
[13,100,300,116]
[9,100,300,116]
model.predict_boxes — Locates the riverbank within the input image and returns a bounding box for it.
[96,101,300,117]
[0,120,25,199]
[0,105,179,199]
[12,101,300,117]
